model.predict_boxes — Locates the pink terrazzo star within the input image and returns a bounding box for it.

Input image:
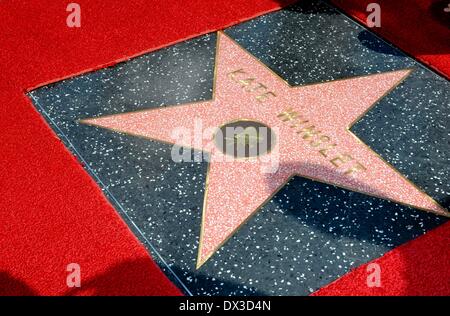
[81,32,447,268]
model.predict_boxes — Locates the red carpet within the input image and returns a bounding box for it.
[0,0,448,295]
[331,0,450,77]
[313,222,450,296]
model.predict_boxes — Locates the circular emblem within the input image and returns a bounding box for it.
[214,120,275,158]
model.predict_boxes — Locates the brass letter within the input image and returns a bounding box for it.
[297,125,321,140]
[344,161,367,175]
[330,154,354,167]
[228,69,246,81]
[318,143,337,157]
[239,77,256,88]
[256,91,276,103]
[310,135,330,147]
[277,108,299,122]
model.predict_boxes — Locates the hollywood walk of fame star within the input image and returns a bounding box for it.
[80,32,447,268]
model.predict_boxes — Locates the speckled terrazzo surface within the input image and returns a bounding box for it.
[28,0,449,296]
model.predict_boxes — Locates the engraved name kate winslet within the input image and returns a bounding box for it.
[227,67,366,176]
